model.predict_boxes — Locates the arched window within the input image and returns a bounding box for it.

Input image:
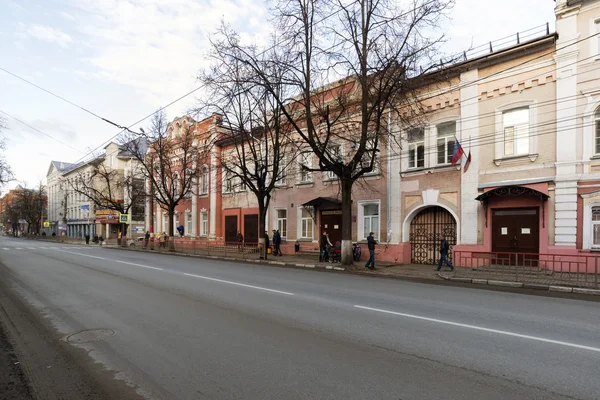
[595,108,600,155]
[200,166,209,195]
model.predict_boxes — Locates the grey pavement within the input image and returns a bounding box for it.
[1,236,599,399]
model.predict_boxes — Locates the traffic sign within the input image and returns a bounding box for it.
[43,221,50,228]
[119,214,130,224]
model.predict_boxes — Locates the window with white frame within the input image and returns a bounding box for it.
[276,156,287,186]
[596,20,600,56]
[298,151,313,183]
[437,122,456,165]
[200,166,209,195]
[408,128,425,168]
[163,214,168,232]
[223,170,233,193]
[326,145,341,179]
[173,173,180,196]
[503,108,529,157]
[300,208,313,239]
[186,212,192,235]
[361,203,380,240]
[595,108,600,154]
[593,206,600,248]
[200,211,208,236]
[276,209,287,239]
[361,138,380,173]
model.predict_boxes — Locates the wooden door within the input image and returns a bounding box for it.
[320,211,342,245]
[243,214,259,244]
[225,216,238,244]
[492,208,539,265]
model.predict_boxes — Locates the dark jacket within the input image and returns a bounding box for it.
[145,232,150,240]
[440,239,449,255]
[264,234,270,248]
[273,231,281,245]
[236,233,244,242]
[367,235,377,251]
[320,234,328,248]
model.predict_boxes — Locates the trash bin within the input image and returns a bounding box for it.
[267,246,272,254]
[294,241,300,253]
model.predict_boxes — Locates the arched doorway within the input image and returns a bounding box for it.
[409,206,457,264]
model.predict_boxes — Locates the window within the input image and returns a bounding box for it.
[186,213,192,235]
[361,138,380,173]
[362,203,380,240]
[277,157,287,186]
[437,122,456,165]
[223,170,233,193]
[300,208,313,239]
[595,108,600,154]
[592,206,600,248]
[173,174,180,196]
[200,166,209,195]
[163,214,168,232]
[596,20,600,56]
[408,128,425,168]
[503,108,529,157]
[326,145,341,179]
[298,152,313,183]
[200,211,208,236]
[276,209,287,239]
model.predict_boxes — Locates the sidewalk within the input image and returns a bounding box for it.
[21,237,600,296]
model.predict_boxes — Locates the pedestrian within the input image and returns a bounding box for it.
[236,230,244,252]
[93,234,98,243]
[159,232,166,248]
[144,231,150,248]
[320,230,328,262]
[364,232,377,270]
[264,231,270,256]
[436,237,454,272]
[85,233,90,245]
[177,225,184,237]
[273,229,282,256]
[98,235,104,246]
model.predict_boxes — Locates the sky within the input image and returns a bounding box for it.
[0,0,556,191]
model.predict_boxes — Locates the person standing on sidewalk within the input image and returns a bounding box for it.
[364,232,377,270]
[236,231,244,252]
[273,229,282,256]
[436,237,454,272]
[320,231,328,262]
[85,233,90,245]
[144,231,150,248]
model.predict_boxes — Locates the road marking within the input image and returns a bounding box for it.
[27,247,35,250]
[15,247,23,250]
[183,273,294,296]
[2,248,9,250]
[56,249,106,260]
[116,260,163,271]
[354,305,600,353]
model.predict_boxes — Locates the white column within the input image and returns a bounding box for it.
[553,3,580,247]
[209,146,218,239]
[459,69,479,245]
[191,178,198,236]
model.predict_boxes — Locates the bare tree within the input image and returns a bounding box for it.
[199,41,300,258]
[6,184,46,235]
[209,0,451,264]
[0,117,13,186]
[121,110,202,245]
[67,158,146,245]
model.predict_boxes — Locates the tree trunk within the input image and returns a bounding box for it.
[168,206,175,250]
[258,202,267,260]
[340,178,354,266]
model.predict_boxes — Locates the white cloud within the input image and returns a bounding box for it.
[59,11,76,21]
[65,0,271,114]
[22,24,73,48]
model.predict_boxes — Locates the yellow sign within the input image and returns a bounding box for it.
[43,221,50,228]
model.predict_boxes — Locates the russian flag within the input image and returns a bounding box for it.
[451,140,464,166]
[463,151,472,173]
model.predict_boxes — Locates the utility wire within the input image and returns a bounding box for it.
[0,109,85,154]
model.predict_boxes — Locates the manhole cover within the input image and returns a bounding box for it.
[66,329,115,343]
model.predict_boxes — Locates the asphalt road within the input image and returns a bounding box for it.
[0,236,599,400]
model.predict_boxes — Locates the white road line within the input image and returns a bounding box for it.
[15,247,23,250]
[354,305,600,353]
[56,249,106,260]
[116,260,163,271]
[2,248,9,250]
[183,273,295,296]
[27,247,35,250]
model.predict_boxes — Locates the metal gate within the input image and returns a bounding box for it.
[409,206,457,264]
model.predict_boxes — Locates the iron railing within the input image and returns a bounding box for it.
[454,251,599,289]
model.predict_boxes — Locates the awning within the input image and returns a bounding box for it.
[302,197,342,209]
[475,185,549,228]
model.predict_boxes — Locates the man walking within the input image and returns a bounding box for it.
[320,230,328,262]
[236,230,244,252]
[364,232,377,270]
[274,229,282,256]
[85,233,90,245]
[144,231,150,248]
[436,237,454,272]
